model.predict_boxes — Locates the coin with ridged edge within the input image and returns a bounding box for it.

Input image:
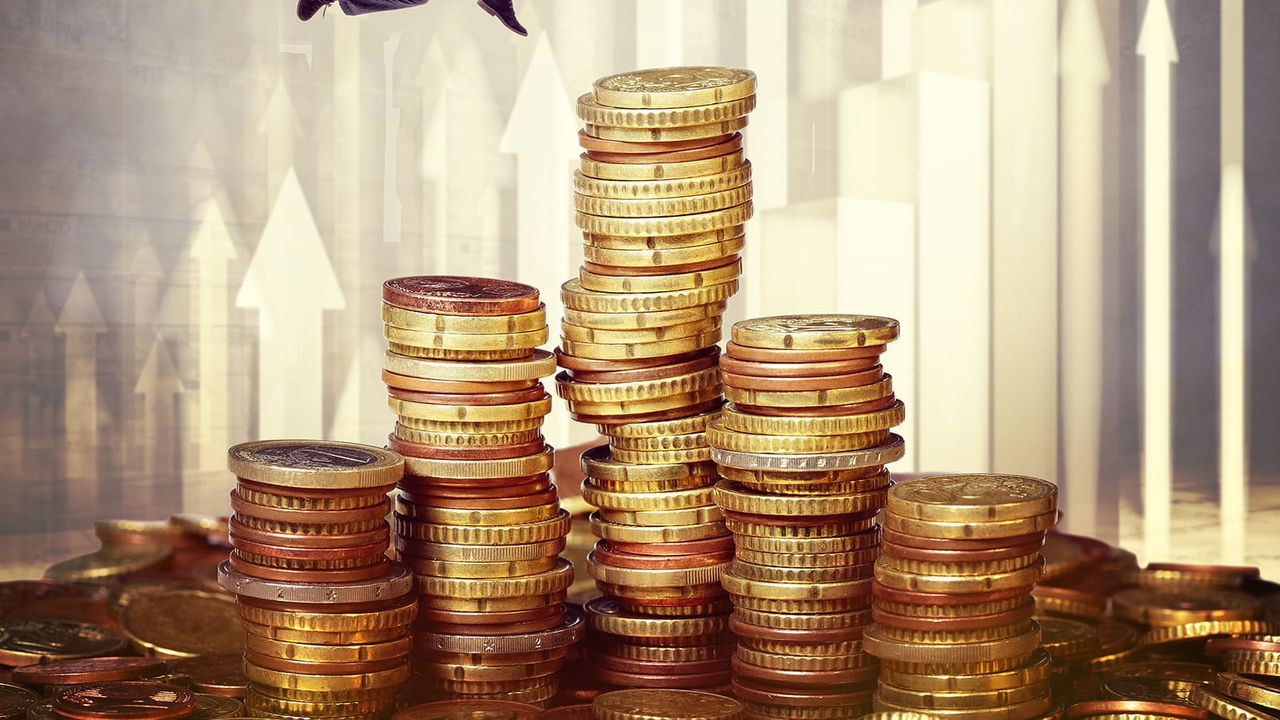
[731,314,898,350]
[711,433,905,471]
[228,440,403,490]
[888,474,1058,523]
[217,562,412,604]
[592,687,743,720]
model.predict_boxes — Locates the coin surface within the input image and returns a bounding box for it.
[0,683,37,720]
[227,440,403,489]
[593,688,742,720]
[11,657,166,686]
[118,590,244,658]
[167,655,247,698]
[593,67,757,109]
[731,314,899,350]
[392,699,543,720]
[0,620,125,665]
[53,681,195,720]
[382,276,540,315]
[887,474,1059,522]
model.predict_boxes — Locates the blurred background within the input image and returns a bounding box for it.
[0,0,1276,578]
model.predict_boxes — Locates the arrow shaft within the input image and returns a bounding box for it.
[256,311,325,440]
[62,333,100,483]
[196,265,231,471]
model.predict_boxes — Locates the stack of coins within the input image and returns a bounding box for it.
[863,474,1059,720]
[706,315,907,720]
[221,440,414,719]
[555,66,756,694]
[380,276,580,706]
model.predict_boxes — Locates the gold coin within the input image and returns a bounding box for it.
[1036,616,1100,660]
[575,184,753,219]
[600,407,721,438]
[395,415,545,435]
[732,532,879,555]
[725,517,872,539]
[583,225,745,251]
[560,317,721,345]
[584,117,749,143]
[245,690,393,718]
[596,505,723,527]
[240,619,403,646]
[565,385,722,414]
[605,643,734,662]
[862,622,1042,668]
[563,302,727,330]
[730,595,863,615]
[731,314,899,350]
[396,538,565,563]
[585,597,728,637]
[713,478,888,517]
[384,349,557,382]
[727,560,871,584]
[560,278,738,314]
[401,555,558,579]
[881,510,1057,540]
[589,513,726,544]
[877,648,1053,693]
[237,597,416,633]
[587,557,728,588]
[399,447,554,480]
[580,445,716,481]
[875,678,1050,711]
[593,66,757,109]
[383,325,548,352]
[723,377,893,408]
[1189,685,1280,720]
[388,395,552,423]
[382,302,546,334]
[393,511,571,546]
[243,662,409,692]
[244,634,410,663]
[874,620,1035,646]
[44,545,172,582]
[732,607,868,631]
[887,474,1059,523]
[562,331,723,362]
[1215,673,1280,710]
[581,481,715,512]
[719,402,906,436]
[1111,587,1263,627]
[573,164,752,200]
[577,91,754,127]
[579,150,746,182]
[735,646,873,672]
[873,555,1044,593]
[416,559,574,599]
[555,367,720,402]
[737,637,862,658]
[871,692,1052,720]
[592,688,743,720]
[387,342,531,361]
[228,440,403,490]
[417,593,565,614]
[588,474,715,494]
[876,595,1029,620]
[735,546,879,569]
[716,463,888,488]
[609,432,708,452]
[594,581,723,603]
[582,237,744,270]
[396,500,560,527]
[608,446,711,465]
[720,569,872,601]
[882,551,1041,577]
[578,259,742,293]
[1143,620,1280,647]
[414,659,563,682]
[707,422,890,455]
[120,589,244,658]
[436,676,556,695]
[392,425,543,448]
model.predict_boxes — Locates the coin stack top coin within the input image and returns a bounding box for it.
[705,314,905,720]
[381,275,579,708]
[557,65,756,694]
[863,473,1059,720]
[220,439,414,719]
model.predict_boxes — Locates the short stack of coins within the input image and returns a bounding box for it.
[556,66,757,693]
[863,474,1060,720]
[381,276,580,707]
[706,314,907,720]
[221,439,414,719]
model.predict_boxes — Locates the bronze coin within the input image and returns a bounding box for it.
[227,534,388,561]
[386,385,548,407]
[416,606,562,627]
[53,681,194,720]
[590,542,732,570]
[567,348,719,385]
[728,616,866,645]
[12,658,166,686]
[383,370,539,394]
[1205,636,1280,657]
[167,656,246,698]
[582,255,740,277]
[555,348,706,373]
[533,703,594,720]
[880,527,1047,552]
[403,488,559,511]
[722,365,884,392]
[1064,700,1209,720]
[584,134,743,165]
[718,355,881,379]
[577,130,733,154]
[605,536,734,557]
[871,599,1036,631]
[229,492,388,526]
[6,598,118,630]
[572,399,724,427]
[880,539,1045,563]
[731,677,874,708]
[242,651,405,676]
[394,699,543,720]
[0,582,92,619]
[389,435,548,462]
[731,656,877,687]
[736,393,897,417]
[227,554,390,584]
[235,479,389,505]
[597,654,730,676]
[400,478,552,500]
[227,518,388,550]
[872,583,1034,607]
[430,614,566,637]
[726,343,883,363]
[593,666,732,689]
[383,276,540,316]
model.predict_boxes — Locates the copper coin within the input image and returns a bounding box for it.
[53,681,194,720]
[585,134,743,165]
[729,616,865,644]
[590,542,732,570]
[1064,701,1209,720]
[572,400,724,426]
[605,536,734,557]
[880,539,1045,563]
[577,130,732,154]
[880,527,1047,551]
[718,355,881,379]
[871,599,1037,631]
[229,491,389,526]
[401,473,550,491]
[872,583,1035,607]
[400,478,552,500]
[430,614,566,637]
[723,509,878,529]
[416,606,562,626]
[555,348,706,373]
[731,656,877,687]
[228,534,388,560]
[593,667,732,689]
[167,656,246,699]
[243,651,405,676]
[534,703,594,720]
[404,488,559,511]
[1205,637,1280,657]
[567,348,719,385]
[731,677,874,708]
[228,518,388,550]
[726,343,883,363]
[389,434,548,461]
[387,385,547,407]
[582,255,741,277]
[394,699,543,720]
[6,597,118,630]
[0,582,92,618]
[235,479,389,505]
[227,554,390,584]
[722,365,885,392]
[1146,562,1260,578]
[383,276,540,315]
[736,393,898,417]
[383,370,539,394]
[597,654,730,676]
[239,595,411,615]
[12,658,166,686]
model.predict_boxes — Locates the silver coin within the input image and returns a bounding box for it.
[217,561,413,603]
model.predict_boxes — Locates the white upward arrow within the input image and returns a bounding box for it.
[259,80,302,207]
[190,199,238,471]
[500,32,579,449]
[1059,0,1110,538]
[420,38,451,273]
[1138,0,1177,562]
[134,334,185,501]
[55,272,107,486]
[236,169,344,439]
[383,32,403,245]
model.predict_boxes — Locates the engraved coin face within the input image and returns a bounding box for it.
[393,699,541,720]
[119,591,244,657]
[185,694,242,720]
[893,475,1057,507]
[53,682,195,720]
[227,440,402,489]
[593,688,743,720]
[596,67,755,96]
[383,276,540,315]
[731,314,899,350]
[0,620,126,665]
[236,442,379,471]
[0,683,39,720]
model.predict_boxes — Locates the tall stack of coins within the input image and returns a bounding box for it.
[381,276,580,707]
[863,474,1059,720]
[556,66,757,693]
[705,315,907,719]
[220,440,414,719]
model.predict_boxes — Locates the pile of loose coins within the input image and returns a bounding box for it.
[556,67,759,693]
[705,314,906,718]
[863,474,1059,719]
[221,439,414,719]
[381,276,580,706]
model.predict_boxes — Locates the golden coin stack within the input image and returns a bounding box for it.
[219,439,414,720]
[862,474,1060,720]
[555,66,756,693]
[380,275,580,707]
[706,315,906,720]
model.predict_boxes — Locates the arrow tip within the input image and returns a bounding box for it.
[1137,0,1178,62]
[259,81,304,137]
[135,334,185,396]
[55,272,107,333]
[191,198,239,261]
